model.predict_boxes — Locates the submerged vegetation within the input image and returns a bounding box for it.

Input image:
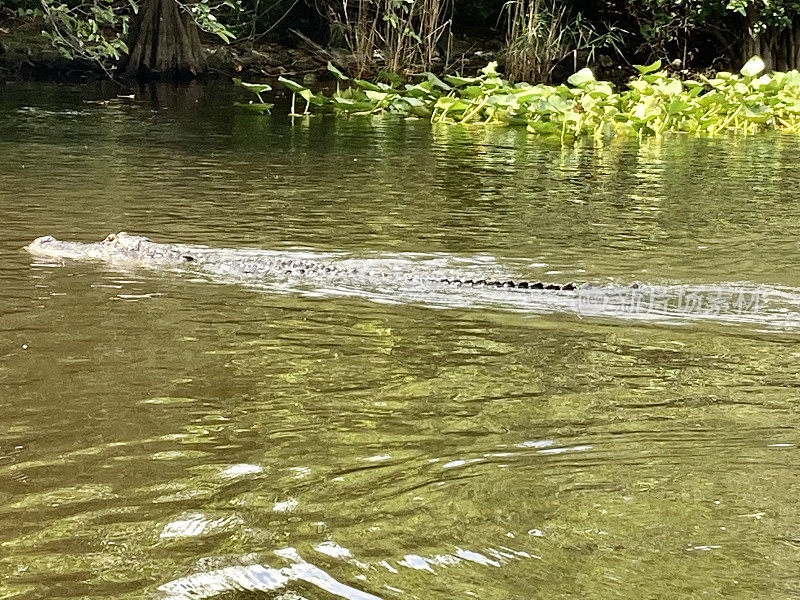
[235,56,800,140]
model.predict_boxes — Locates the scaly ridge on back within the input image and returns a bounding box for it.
[439,278,576,291]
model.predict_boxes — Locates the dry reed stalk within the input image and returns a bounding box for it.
[321,0,451,77]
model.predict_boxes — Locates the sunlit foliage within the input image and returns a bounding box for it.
[236,56,800,140]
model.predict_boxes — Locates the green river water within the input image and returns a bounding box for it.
[3,81,800,599]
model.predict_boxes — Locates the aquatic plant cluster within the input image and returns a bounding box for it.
[235,56,800,139]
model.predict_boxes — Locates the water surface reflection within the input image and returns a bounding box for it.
[2,82,800,599]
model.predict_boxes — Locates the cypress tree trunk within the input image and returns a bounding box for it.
[743,4,800,71]
[123,0,206,79]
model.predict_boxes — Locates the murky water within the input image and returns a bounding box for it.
[3,81,800,599]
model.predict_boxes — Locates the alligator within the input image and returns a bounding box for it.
[25,233,782,327]
[25,232,578,292]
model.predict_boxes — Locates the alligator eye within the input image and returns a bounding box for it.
[182,255,195,262]
[104,234,117,243]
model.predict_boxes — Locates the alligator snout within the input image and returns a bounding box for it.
[24,235,56,254]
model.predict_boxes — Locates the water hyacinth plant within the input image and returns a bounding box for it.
[236,56,800,140]
[232,78,274,113]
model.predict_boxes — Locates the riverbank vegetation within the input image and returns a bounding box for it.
[235,56,800,140]
[5,1,800,81]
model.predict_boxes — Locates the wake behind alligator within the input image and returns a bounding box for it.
[24,232,800,330]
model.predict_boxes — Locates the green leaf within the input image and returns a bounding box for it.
[547,94,570,113]
[511,88,546,103]
[327,61,349,81]
[404,83,436,99]
[588,82,614,97]
[445,75,479,87]
[527,121,559,135]
[377,70,403,87]
[755,73,773,88]
[697,91,725,107]
[232,78,272,94]
[567,68,595,87]
[733,82,749,94]
[744,103,768,117]
[700,76,726,89]
[365,90,390,102]
[660,78,683,95]
[434,97,470,112]
[486,93,513,107]
[784,71,800,86]
[603,105,619,119]
[632,96,661,120]
[741,56,766,78]
[665,99,690,114]
[278,76,307,93]
[330,97,375,112]
[480,61,500,77]
[354,79,383,91]
[460,85,484,99]
[494,110,528,125]
[422,72,451,91]
[633,59,662,75]
[402,96,425,107]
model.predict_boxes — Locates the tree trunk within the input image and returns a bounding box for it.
[123,0,206,79]
[743,4,800,71]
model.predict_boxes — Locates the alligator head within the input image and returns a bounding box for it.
[25,232,195,265]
